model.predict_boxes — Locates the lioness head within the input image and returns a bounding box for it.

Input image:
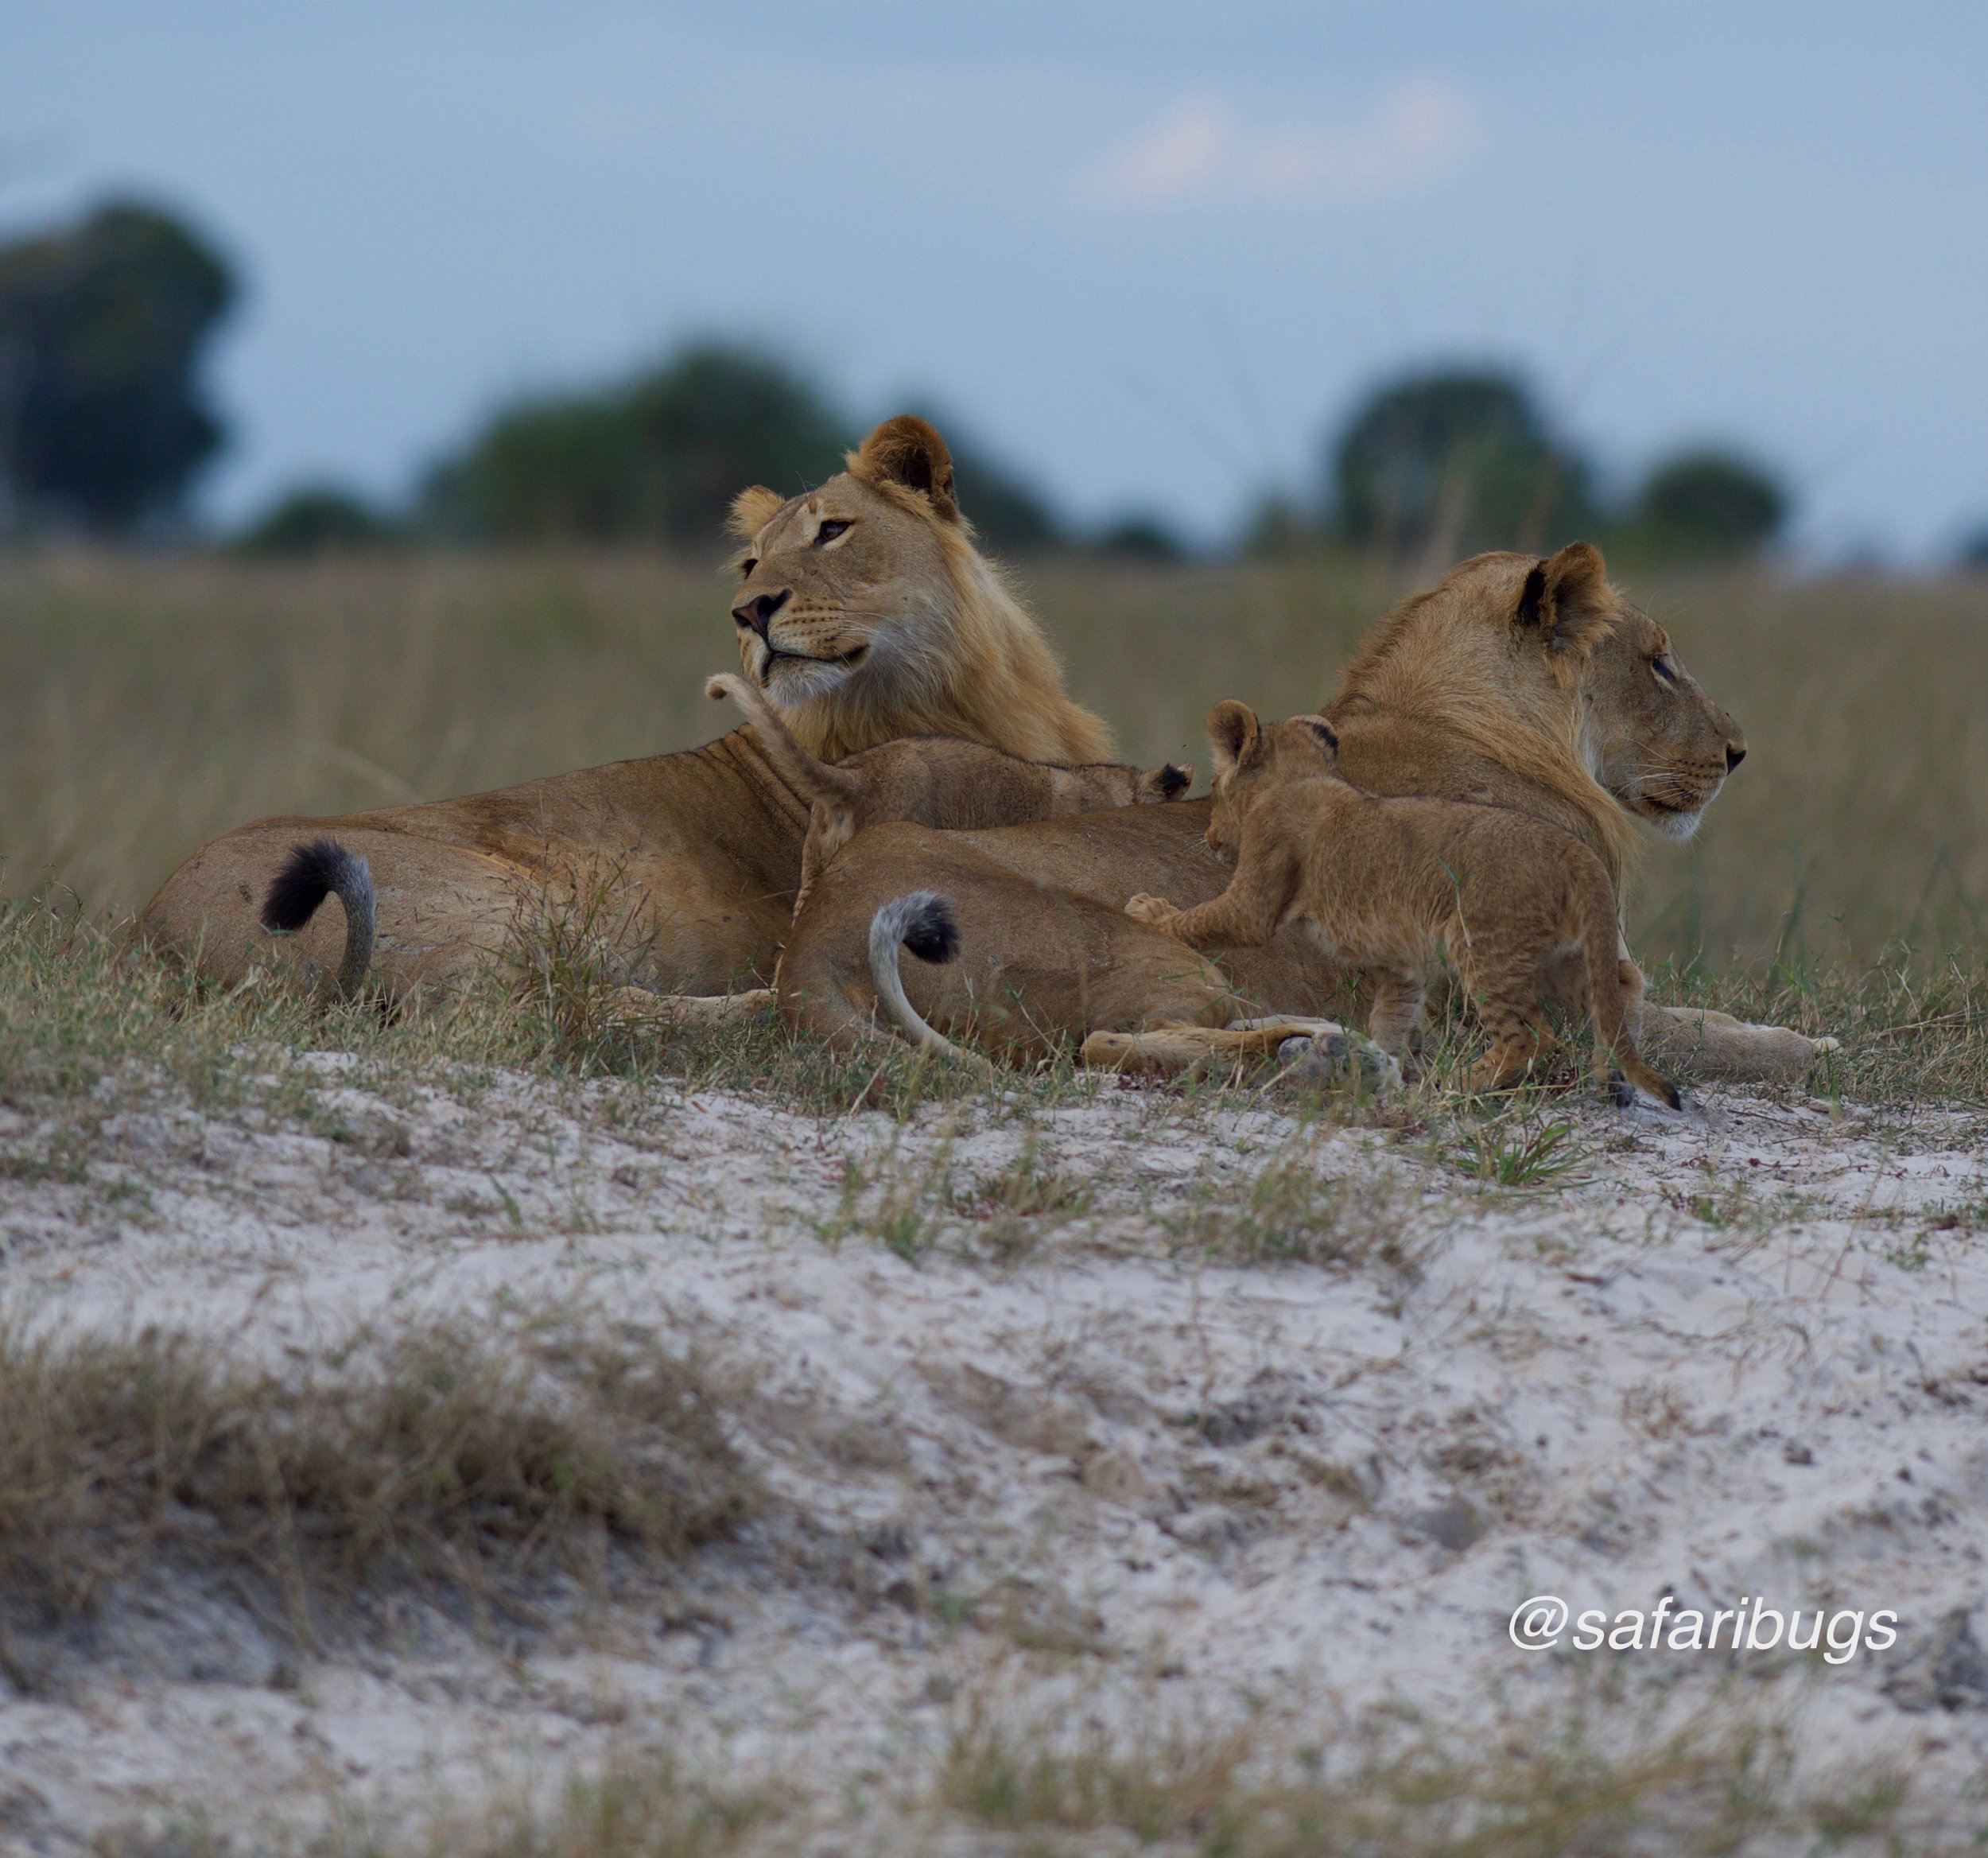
[1527,546,1746,842]
[1326,542,1745,872]
[726,415,1113,767]
[1200,700,1342,861]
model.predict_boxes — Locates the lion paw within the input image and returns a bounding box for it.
[1124,893,1177,926]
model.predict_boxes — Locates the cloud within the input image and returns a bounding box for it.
[1094,81,1473,207]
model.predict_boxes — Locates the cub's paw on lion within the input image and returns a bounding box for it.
[1124,892,1182,930]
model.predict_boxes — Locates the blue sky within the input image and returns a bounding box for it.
[6,2,1986,556]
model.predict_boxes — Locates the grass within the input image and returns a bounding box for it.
[933,1689,1923,1857]
[0,1306,754,1645]
[4,547,1986,971]
[276,1683,1928,1857]
[2,546,1985,1106]
[1167,1128,1419,1272]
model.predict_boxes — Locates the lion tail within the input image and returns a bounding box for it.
[867,891,991,1073]
[1578,868,1679,1110]
[261,837,376,1000]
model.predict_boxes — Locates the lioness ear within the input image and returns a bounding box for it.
[1515,541,1613,655]
[848,415,960,523]
[728,485,785,541]
[1205,700,1260,775]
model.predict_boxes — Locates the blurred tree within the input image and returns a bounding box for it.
[1236,493,1318,558]
[1329,368,1596,561]
[425,344,849,546]
[235,484,402,557]
[1625,449,1788,561]
[1960,526,1988,573]
[1091,513,1185,562]
[0,200,236,534]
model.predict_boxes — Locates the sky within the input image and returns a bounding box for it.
[5,2,1986,558]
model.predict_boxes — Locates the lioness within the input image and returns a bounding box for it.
[135,416,1115,999]
[704,671,1190,916]
[776,542,1829,1082]
[1126,703,1679,1106]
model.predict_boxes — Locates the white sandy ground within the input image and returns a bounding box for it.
[2,1056,1987,1852]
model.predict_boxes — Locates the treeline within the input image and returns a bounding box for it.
[1250,371,1792,569]
[4,196,1982,568]
[247,351,1798,569]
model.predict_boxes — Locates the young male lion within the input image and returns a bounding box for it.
[1125,702,1680,1107]
[135,416,1115,1001]
[704,672,1189,916]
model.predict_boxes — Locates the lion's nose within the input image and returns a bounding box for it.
[732,589,790,639]
[1726,742,1746,773]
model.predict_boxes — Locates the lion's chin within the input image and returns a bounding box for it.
[759,644,870,702]
[1640,800,1706,842]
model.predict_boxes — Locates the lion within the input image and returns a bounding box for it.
[134,416,1120,1000]
[776,542,1829,1082]
[777,836,1340,1070]
[1125,702,1679,1106]
[703,671,1189,917]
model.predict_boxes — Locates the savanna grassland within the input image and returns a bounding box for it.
[4,546,1984,966]
[5,548,1988,1855]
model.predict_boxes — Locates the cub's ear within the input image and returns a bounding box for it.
[1515,541,1613,656]
[1205,700,1261,775]
[848,415,959,523]
[1295,714,1340,760]
[728,485,786,541]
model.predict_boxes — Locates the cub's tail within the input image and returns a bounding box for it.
[1578,870,1679,1110]
[866,891,991,1072]
[706,672,861,811]
[261,837,376,1000]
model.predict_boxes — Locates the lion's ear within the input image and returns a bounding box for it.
[849,416,959,523]
[729,485,785,541]
[1515,541,1613,655]
[1205,700,1261,775]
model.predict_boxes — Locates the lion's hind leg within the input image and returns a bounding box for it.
[1455,950,1555,1094]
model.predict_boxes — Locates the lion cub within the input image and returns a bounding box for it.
[708,673,1190,915]
[1126,701,1679,1106]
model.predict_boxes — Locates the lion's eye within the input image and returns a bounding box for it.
[814,519,852,546]
[1652,655,1677,686]
[739,558,758,578]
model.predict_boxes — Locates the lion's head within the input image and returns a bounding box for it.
[1325,542,1745,880]
[726,415,1113,767]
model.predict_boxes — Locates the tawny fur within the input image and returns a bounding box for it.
[1126,702,1680,1106]
[1325,541,1744,891]
[705,672,1187,916]
[727,415,1113,765]
[138,415,1123,1000]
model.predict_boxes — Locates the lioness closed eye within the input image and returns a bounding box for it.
[1126,701,1680,1108]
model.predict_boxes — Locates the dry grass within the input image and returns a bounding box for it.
[936,1690,1916,1857]
[1,545,1985,1121]
[0,1308,753,1638]
[364,1755,785,1858]
[4,548,1984,970]
[1167,1129,1419,1272]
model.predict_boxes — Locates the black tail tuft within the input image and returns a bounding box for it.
[262,837,355,932]
[899,893,961,966]
[1157,763,1191,799]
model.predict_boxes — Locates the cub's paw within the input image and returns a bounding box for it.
[1124,893,1178,927]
